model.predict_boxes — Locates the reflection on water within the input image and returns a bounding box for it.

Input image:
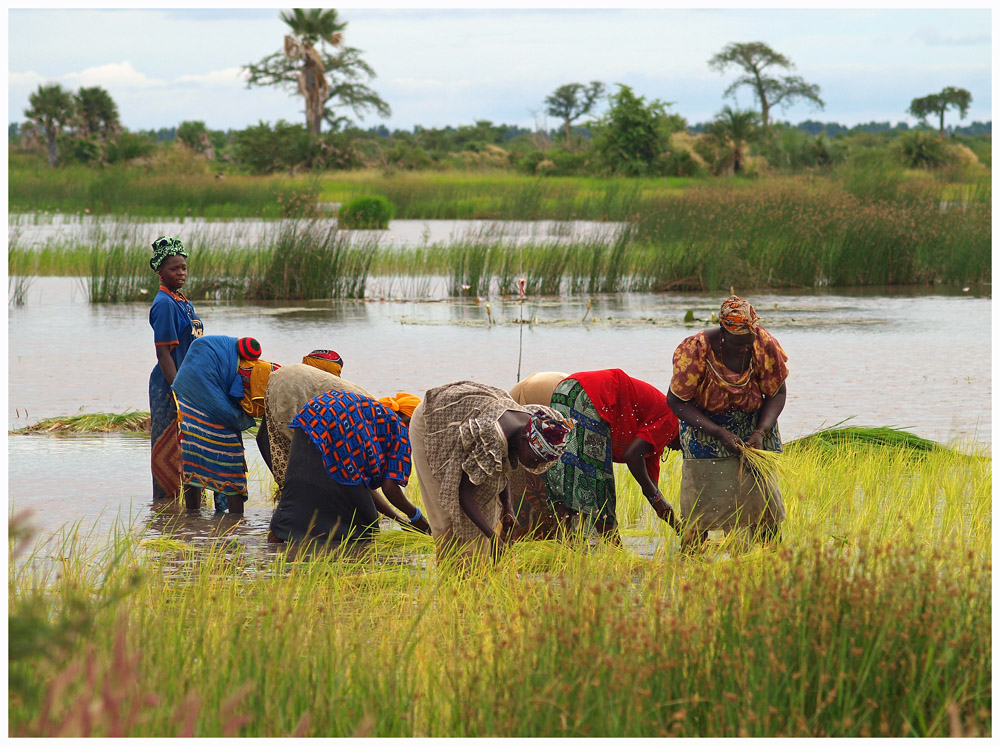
[9,277,991,553]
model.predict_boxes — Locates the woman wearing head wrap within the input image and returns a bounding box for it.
[147,235,204,505]
[267,389,429,544]
[667,295,789,549]
[408,381,572,569]
[172,335,273,514]
[256,356,370,492]
[544,369,680,545]
[301,349,344,376]
[506,371,569,540]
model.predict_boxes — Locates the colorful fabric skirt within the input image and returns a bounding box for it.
[175,394,248,497]
[149,367,182,501]
[679,409,782,459]
[544,378,616,524]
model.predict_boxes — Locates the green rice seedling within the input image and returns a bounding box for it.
[13,410,150,434]
[9,432,991,738]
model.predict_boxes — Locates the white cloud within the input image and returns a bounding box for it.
[8,71,46,87]
[62,61,166,90]
[175,67,249,88]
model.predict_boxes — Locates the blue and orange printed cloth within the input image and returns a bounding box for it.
[290,390,411,489]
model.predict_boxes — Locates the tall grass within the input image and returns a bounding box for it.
[9,439,991,737]
[247,220,378,300]
[10,172,990,295]
[9,162,320,218]
[317,171,650,221]
[7,232,35,306]
[69,219,379,302]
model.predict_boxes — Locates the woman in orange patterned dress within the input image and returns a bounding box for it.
[667,296,789,549]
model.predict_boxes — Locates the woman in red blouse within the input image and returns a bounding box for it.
[545,369,680,544]
[667,296,789,549]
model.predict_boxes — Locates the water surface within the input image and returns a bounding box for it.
[9,277,991,554]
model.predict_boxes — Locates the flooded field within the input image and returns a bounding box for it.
[9,276,991,552]
[8,213,626,250]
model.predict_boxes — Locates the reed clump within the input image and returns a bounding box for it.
[8,435,990,737]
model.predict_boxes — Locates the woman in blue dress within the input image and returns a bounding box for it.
[148,236,203,505]
[173,335,267,514]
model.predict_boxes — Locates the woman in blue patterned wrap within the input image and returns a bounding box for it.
[147,235,204,507]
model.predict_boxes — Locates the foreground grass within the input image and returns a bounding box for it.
[9,437,991,737]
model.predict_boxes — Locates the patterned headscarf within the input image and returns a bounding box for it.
[524,407,574,461]
[302,350,343,376]
[719,295,758,334]
[378,392,421,419]
[150,235,188,272]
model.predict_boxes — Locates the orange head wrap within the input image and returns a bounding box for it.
[378,392,421,418]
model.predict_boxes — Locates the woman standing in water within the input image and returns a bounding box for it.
[667,295,789,549]
[173,335,271,514]
[148,236,203,505]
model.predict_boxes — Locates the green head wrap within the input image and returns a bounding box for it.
[150,235,188,271]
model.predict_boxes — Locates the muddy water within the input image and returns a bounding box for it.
[9,277,991,555]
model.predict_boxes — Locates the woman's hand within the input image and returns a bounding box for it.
[717,428,743,454]
[648,491,677,529]
[410,514,432,535]
[501,509,516,532]
[745,429,765,450]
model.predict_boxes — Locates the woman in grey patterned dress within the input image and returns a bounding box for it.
[409,380,572,569]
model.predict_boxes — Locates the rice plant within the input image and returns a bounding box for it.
[8,430,991,737]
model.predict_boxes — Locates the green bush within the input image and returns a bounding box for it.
[895,131,957,170]
[337,195,395,229]
[105,131,156,164]
[231,121,362,175]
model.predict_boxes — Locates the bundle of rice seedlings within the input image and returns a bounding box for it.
[787,422,943,454]
[736,444,791,496]
[15,410,151,434]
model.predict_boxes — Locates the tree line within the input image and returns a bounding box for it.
[11,9,986,177]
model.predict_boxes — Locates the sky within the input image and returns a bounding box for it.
[6,6,994,134]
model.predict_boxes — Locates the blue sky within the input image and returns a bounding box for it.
[7,7,993,133]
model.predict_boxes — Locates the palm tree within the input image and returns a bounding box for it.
[281,8,344,136]
[709,106,760,175]
[244,8,390,137]
[74,86,120,140]
[24,84,75,167]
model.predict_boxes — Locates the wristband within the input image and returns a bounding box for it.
[409,507,423,524]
